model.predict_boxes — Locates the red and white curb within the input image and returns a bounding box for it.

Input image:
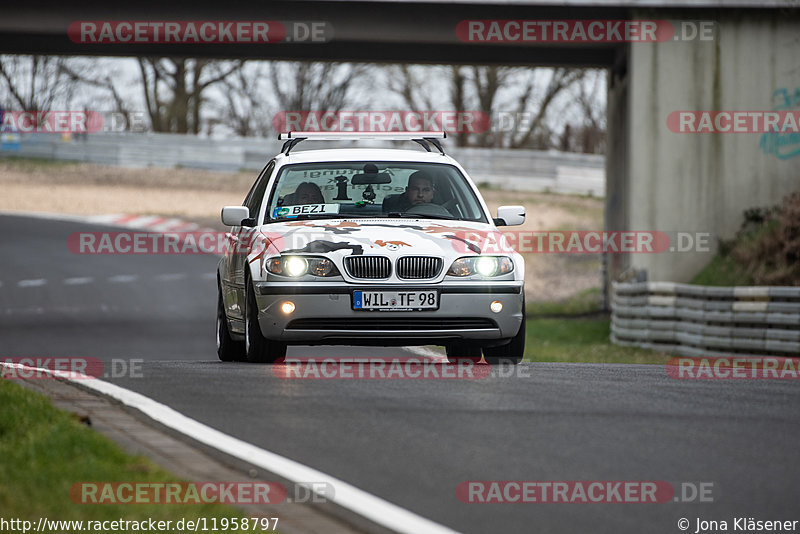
[84,214,215,233]
[0,211,216,233]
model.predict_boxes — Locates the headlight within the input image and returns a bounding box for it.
[475,256,499,276]
[266,256,340,277]
[446,256,514,277]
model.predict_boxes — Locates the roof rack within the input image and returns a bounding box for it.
[277,131,447,156]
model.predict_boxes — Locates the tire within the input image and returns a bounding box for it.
[217,290,245,362]
[245,280,286,364]
[446,342,483,364]
[483,305,526,365]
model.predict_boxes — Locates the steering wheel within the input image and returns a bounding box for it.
[405,202,453,218]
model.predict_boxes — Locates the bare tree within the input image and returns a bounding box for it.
[469,66,515,147]
[506,68,585,149]
[211,61,365,136]
[58,59,134,117]
[0,55,75,111]
[138,58,243,134]
[448,66,470,147]
[384,64,583,150]
[555,70,607,153]
[216,63,272,137]
[267,61,366,112]
[384,64,485,147]
[385,64,438,111]
[573,70,607,153]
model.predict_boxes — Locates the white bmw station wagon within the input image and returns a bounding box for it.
[216,132,526,364]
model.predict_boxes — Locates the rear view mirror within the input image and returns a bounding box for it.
[494,205,525,226]
[351,173,392,185]
[221,206,252,227]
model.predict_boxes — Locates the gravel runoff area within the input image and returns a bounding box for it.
[0,158,604,301]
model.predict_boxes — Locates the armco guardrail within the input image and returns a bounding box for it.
[610,282,800,357]
[0,132,605,195]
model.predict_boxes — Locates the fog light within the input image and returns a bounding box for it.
[281,301,296,314]
[490,300,503,313]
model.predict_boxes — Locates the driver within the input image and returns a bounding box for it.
[382,171,435,213]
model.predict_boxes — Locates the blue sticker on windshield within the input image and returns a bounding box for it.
[272,207,296,219]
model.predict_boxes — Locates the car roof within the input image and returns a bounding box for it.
[275,148,460,165]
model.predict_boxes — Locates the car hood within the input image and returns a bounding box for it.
[254,219,511,259]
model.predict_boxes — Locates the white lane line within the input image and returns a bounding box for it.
[108,274,138,283]
[404,346,448,363]
[154,273,186,282]
[18,279,47,288]
[0,361,460,534]
[3,306,85,315]
[64,277,94,285]
[200,272,217,280]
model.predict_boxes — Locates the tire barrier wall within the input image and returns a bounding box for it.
[610,282,800,357]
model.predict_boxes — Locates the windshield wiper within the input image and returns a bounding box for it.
[385,212,456,220]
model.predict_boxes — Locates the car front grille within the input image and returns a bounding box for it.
[345,256,391,279]
[396,256,443,279]
[286,318,498,331]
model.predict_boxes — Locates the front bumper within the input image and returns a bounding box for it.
[251,282,524,345]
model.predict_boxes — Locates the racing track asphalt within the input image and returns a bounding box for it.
[2,213,800,534]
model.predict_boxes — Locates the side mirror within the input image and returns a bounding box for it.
[494,205,525,226]
[221,206,252,227]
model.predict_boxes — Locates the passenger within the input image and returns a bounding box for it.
[285,182,324,205]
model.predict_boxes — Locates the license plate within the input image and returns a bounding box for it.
[353,290,439,311]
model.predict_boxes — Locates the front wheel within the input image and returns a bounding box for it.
[483,306,526,365]
[217,290,245,362]
[245,281,286,364]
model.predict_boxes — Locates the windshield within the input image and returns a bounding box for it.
[265,161,488,223]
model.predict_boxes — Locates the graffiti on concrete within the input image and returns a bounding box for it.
[759,87,800,159]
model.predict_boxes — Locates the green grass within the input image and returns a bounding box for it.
[524,318,671,364]
[690,253,755,286]
[0,155,81,171]
[690,216,789,287]
[523,289,668,363]
[0,380,245,528]
[476,182,502,191]
[527,287,604,316]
